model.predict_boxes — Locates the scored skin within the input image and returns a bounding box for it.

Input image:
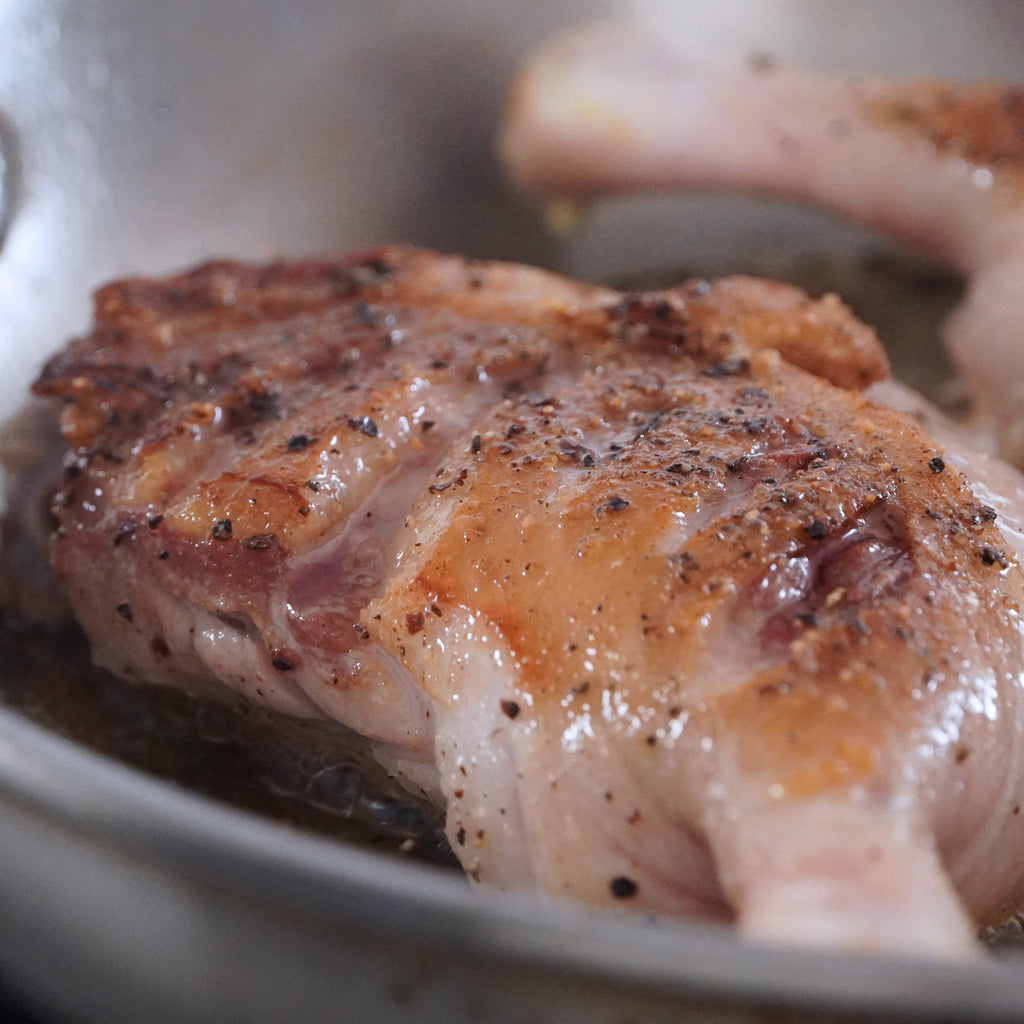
[34,246,1024,956]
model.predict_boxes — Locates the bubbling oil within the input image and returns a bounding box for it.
[0,618,455,867]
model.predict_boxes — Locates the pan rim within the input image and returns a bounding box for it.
[0,701,1023,1021]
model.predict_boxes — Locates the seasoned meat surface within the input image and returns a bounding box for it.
[34,246,1024,956]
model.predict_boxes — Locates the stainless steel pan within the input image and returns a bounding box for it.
[3,2,1024,1020]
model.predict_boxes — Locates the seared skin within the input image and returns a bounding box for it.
[34,247,1024,956]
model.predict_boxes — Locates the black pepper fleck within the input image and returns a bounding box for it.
[603,496,631,512]
[347,415,380,438]
[241,533,278,551]
[353,301,378,326]
[272,650,297,671]
[962,504,998,525]
[116,602,133,621]
[212,518,233,541]
[981,546,1009,568]
[928,456,946,474]
[805,519,829,539]
[363,256,393,277]
[113,521,137,547]
[500,699,521,720]
[610,876,638,899]
[286,434,314,451]
[701,358,750,378]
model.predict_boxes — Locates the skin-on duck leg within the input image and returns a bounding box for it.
[500,20,1024,462]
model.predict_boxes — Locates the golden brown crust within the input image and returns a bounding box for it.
[865,78,1024,177]
[33,248,889,561]
[676,276,889,390]
[374,324,1011,797]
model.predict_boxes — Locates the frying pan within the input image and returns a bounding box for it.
[3,2,1024,1021]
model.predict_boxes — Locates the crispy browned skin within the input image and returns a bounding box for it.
[866,78,1024,176]
[34,249,889,686]
[32,247,1024,954]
